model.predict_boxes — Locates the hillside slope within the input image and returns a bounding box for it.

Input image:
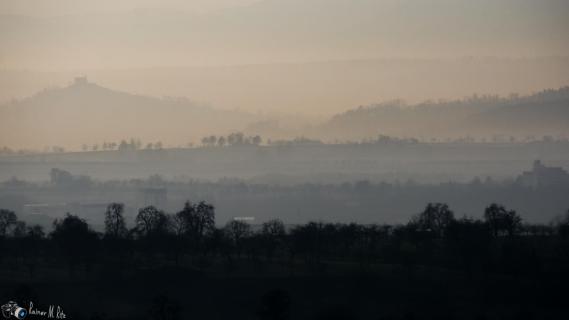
[0,78,258,148]
[320,87,569,139]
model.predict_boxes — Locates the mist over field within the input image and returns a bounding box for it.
[1,1,569,319]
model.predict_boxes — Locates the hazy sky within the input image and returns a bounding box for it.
[1,0,568,70]
[0,0,261,16]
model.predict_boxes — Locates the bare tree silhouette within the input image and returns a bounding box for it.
[51,213,99,276]
[0,209,17,237]
[484,203,522,237]
[135,206,170,237]
[104,203,128,239]
[410,203,455,238]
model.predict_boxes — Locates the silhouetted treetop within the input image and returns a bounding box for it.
[104,203,128,239]
[484,203,522,237]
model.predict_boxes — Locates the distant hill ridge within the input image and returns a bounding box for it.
[322,86,569,139]
[2,78,568,148]
[0,77,258,148]
[5,76,210,112]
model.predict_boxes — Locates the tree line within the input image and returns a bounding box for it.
[1,202,569,280]
[3,134,568,157]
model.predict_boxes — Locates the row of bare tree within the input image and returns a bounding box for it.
[0,202,568,279]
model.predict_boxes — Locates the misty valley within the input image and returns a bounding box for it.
[1,139,569,319]
[1,80,569,320]
[1,141,569,227]
[2,0,569,318]
[1,81,569,320]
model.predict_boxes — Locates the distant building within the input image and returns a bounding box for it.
[517,160,569,188]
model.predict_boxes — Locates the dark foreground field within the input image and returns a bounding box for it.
[1,258,568,320]
[1,202,569,319]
